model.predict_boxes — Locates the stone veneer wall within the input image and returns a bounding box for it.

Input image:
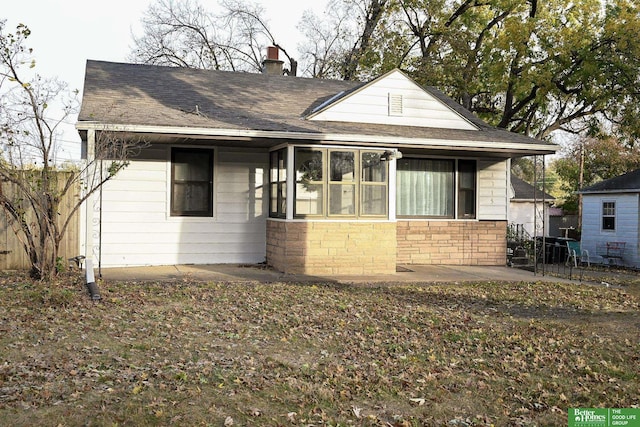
[396,220,507,265]
[266,220,397,275]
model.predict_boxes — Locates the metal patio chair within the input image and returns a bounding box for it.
[566,240,590,267]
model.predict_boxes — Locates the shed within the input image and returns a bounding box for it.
[579,169,640,268]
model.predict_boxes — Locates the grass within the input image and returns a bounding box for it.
[0,272,638,426]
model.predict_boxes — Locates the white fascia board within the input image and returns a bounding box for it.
[76,122,558,154]
[512,199,555,203]
[579,189,640,195]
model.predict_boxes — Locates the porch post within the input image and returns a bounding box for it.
[286,145,294,220]
[388,153,397,221]
[81,129,96,268]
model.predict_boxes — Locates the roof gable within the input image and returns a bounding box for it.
[306,69,478,131]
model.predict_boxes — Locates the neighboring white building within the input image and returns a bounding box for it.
[76,56,558,275]
[579,169,640,268]
[509,175,555,237]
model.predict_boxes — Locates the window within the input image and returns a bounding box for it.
[171,148,213,217]
[290,147,387,218]
[361,151,387,215]
[396,158,476,219]
[458,160,476,219]
[602,201,616,230]
[329,151,356,215]
[269,148,287,218]
[294,148,324,216]
[397,159,454,217]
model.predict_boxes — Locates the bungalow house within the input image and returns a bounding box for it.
[76,52,558,275]
[508,175,555,238]
[579,168,640,268]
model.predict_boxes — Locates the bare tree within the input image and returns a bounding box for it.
[131,0,392,80]
[0,21,146,280]
[297,6,353,79]
[297,0,390,80]
[130,0,298,74]
[339,0,389,80]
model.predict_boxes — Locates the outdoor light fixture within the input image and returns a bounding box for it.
[380,150,403,161]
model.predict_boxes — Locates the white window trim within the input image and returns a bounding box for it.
[165,145,217,222]
[601,199,616,232]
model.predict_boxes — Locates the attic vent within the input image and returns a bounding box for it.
[388,93,403,116]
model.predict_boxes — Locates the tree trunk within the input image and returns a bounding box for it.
[578,142,585,231]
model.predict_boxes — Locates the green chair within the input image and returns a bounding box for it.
[567,241,590,267]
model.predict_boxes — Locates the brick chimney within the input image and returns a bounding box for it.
[262,46,284,75]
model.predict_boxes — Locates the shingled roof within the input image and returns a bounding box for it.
[579,168,640,194]
[511,175,554,201]
[78,60,557,154]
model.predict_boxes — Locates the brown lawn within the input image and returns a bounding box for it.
[0,272,638,426]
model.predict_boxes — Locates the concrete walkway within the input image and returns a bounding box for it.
[96,263,579,285]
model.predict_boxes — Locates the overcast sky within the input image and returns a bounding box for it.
[3,0,324,161]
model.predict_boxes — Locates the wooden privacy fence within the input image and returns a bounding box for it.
[0,172,81,271]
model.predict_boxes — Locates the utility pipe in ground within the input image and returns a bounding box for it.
[85,259,101,301]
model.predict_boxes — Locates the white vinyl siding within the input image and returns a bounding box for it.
[509,201,551,237]
[95,146,267,267]
[309,70,477,130]
[477,159,509,220]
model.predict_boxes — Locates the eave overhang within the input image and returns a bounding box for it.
[76,122,558,157]
[578,189,640,195]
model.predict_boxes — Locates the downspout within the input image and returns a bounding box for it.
[98,159,103,279]
[533,156,538,276]
[541,156,546,277]
[83,129,96,267]
[578,142,584,231]
[85,258,101,301]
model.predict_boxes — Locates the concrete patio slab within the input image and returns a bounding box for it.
[95,263,578,285]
